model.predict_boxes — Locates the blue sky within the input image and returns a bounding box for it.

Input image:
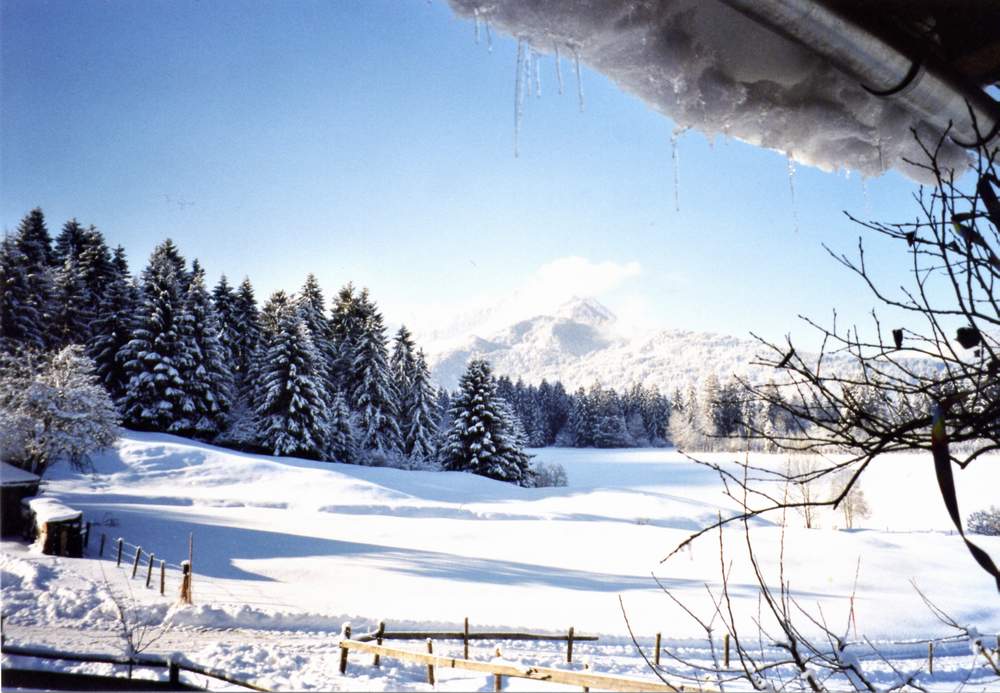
[2,0,929,346]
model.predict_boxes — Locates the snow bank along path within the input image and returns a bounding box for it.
[2,432,999,690]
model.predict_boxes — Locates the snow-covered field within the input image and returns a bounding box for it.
[3,433,999,690]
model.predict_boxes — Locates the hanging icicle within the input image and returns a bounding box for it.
[473,10,480,44]
[554,43,564,95]
[671,127,688,213]
[514,39,526,158]
[485,18,493,52]
[572,46,585,112]
[533,49,542,97]
[787,154,800,234]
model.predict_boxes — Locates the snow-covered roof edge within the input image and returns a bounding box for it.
[1,461,41,486]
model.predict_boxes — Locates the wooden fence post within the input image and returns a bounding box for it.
[373,621,385,667]
[567,626,575,663]
[116,538,123,566]
[131,546,142,578]
[494,647,503,692]
[928,642,934,674]
[654,632,661,666]
[179,561,192,604]
[464,617,470,660]
[84,522,91,548]
[159,560,166,596]
[145,553,155,588]
[98,533,106,558]
[339,624,351,675]
[168,662,179,686]
[724,632,730,668]
[426,639,435,685]
[582,661,591,693]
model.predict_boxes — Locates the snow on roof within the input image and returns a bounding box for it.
[22,496,83,524]
[1,461,41,486]
[448,0,974,181]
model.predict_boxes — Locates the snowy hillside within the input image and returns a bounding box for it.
[428,297,836,392]
[3,434,999,690]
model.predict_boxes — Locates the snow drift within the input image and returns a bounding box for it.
[448,0,974,181]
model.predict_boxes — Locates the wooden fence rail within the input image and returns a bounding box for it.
[1,643,270,692]
[356,629,598,642]
[338,638,710,693]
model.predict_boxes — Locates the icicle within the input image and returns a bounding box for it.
[514,39,525,158]
[787,154,800,234]
[474,10,480,44]
[485,19,493,52]
[671,127,688,213]
[533,49,541,97]
[554,43,564,95]
[572,46,585,112]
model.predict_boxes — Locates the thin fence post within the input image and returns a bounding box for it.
[582,661,590,693]
[464,617,470,660]
[654,632,661,666]
[724,632,731,668]
[373,620,385,667]
[426,639,435,685]
[493,647,503,692]
[928,642,934,674]
[339,624,351,675]
[116,538,123,566]
[98,533,106,558]
[131,546,142,578]
[567,626,575,663]
[168,662,179,685]
[179,561,192,604]
[159,560,166,596]
[145,553,155,588]
[84,522,91,548]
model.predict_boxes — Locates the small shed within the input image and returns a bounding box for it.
[22,496,84,557]
[1,462,41,536]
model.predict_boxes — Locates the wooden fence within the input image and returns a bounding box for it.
[0,643,270,692]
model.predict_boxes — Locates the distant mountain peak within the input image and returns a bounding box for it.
[555,297,616,326]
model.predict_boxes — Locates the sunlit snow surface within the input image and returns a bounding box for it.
[2,433,998,690]
[447,0,972,181]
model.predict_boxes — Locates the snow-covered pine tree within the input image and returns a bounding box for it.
[1,209,54,351]
[566,386,597,447]
[172,261,233,439]
[330,284,375,396]
[404,349,437,460]
[88,246,137,401]
[327,389,357,464]
[590,384,630,448]
[231,278,262,389]
[119,240,192,431]
[440,359,531,484]
[51,257,93,347]
[52,219,87,268]
[212,275,239,363]
[253,308,329,460]
[351,309,402,455]
[295,274,335,394]
[390,325,418,440]
[77,226,114,308]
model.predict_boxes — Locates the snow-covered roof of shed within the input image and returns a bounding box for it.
[1,462,41,486]
[448,0,999,181]
[22,496,83,524]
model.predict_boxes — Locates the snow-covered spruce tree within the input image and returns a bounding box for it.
[51,257,93,348]
[230,278,261,389]
[172,261,233,439]
[330,283,375,395]
[351,309,402,456]
[404,349,438,461]
[88,246,137,401]
[327,389,357,464]
[1,209,54,352]
[211,275,239,362]
[441,359,531,485]
[0,346,118,477]
[119,240,192,431]
[253,308,329,460]
[295,274,335,392]
[390,325,418,438]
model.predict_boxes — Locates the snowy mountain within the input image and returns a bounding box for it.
[426,297,795,392]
